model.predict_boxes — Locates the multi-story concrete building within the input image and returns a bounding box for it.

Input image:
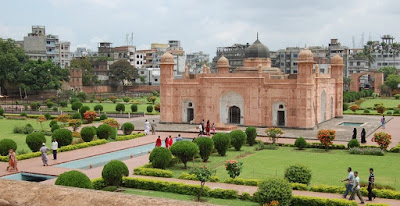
[370,35,400,70]
[72,47,97,58]
[186,51,210,73]
[211,43,250,72]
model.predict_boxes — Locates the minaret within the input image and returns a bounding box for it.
[183,64,189,79]
[160,52,174,81]
[160,52,175,123]
[297,48,315,128]
[330,54,344,117]
[217,56,229,74]
[202,64,208,74]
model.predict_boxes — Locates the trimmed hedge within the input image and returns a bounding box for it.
[0,139,17,156]
[245,127,257,146]
[102,160,129,186]
[52,129,73,147]
[255,177,292,206]
[131,104,138,112]
[212,133,231,156]
[284,164,312,185]
[348,139,360,148]
[294,137,308,150]
[26,132,46,152]
[115,133,146,141]
[149,147,172,169]
[309,184,400,200]
[55,170,93,189]
[133,167,173,178]
[94,105,103,112]
[121,122,134,135]
[97,124,113,139]
[223,177,260,186]
[229,130,246,151]
[194,137,214,162]
[170,141,199,169]
[178,172,220,182]
[71,101,83,111]
[79,106,90,116]
[291,195,358,206]
[115,103,125,112]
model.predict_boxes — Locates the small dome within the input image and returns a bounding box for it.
[160,52,174,64]
[217,56,229,67]
[245,39,270,58]
[298,49,314,62]
[330,54,343,64]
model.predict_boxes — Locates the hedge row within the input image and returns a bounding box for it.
[178,172,220,182]
[310,185,400,200]
[291,195,358,206]
[115,133,146,141]
[222,177,307,191]
[133,167,174,178]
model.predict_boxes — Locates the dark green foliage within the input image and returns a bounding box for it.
[100,114,107,120]
[94,104,103,112]
[115,103,125,112]
[44,113,51,120]
[59,101,68,107]
[55,170,92,189]
[71,101,83,111]
[0,139,17,156]
[170,141,199,169]
[245,127,257,146]
[149,147,172,169]
[30,102,39,111]
[194,137,214,162]
[284,164,312,185]
[131,104,138,112]
[13,124,34,134]
[364,110,370,114]
[52,128,73,147]
[96,124,113,139]
[20,112,27,117]
[102,160,129,186]
[79,105,90,116]
[348,139,360,148]
[123,97,130,103]
[255,177,292,206]
[294,137,308,150]
[51,124,60,132]
[76,92,87,102]
[343,103,349,111]
[229,130,246,151]
[80,126,97,142]
[49,120,57,127]
[121,122,134,135]
[72,112,82,119]
[46,101,54,108]
[70,97,80,104]
[146,105,153,113]
[26,132,46,152]
[0,107,3,116]
[212,133,231,156]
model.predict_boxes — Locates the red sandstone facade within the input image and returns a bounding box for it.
[160,39,344,129]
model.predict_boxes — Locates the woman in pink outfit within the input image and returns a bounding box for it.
[212,123,216,134]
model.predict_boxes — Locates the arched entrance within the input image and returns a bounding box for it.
[350,72,384,94]
[228,106,241,124]
[182,99,194,123]
[272,101,286,127]
[320,90,326,122]
[358,74,375,91]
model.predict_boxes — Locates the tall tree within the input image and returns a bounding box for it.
[70,57,99,86]
[377,66,398,80]
[109,60,139,86]
[384,74,400,94]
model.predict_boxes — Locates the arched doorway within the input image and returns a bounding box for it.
[182,100,194,123]
[320,90,326,122]
[358,74,374,91]
[272,101,286,127]
[229,106,241,124]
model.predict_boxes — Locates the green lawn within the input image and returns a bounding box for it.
[122,188,257,206]
[0,119,52,154]
[212,147,400,190]
[360,98,400,108]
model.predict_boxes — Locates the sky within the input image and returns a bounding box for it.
[1,0,400,58]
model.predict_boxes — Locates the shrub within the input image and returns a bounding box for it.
[395,94,400,99]
[52,129,73,147]
[178,172,220,182]
[55,170,92,189]
[349,147,385,156]
[26,132,46,152]
[284,164,312,185]
[134,167,173,178]
[343,103,349,111]
[76,92,87,102]
[115,103,125,112]
[317,129,336,151]
[97,124,113,139]
[99,114,107,120]
[225,160,243,179]
[42,113,51,120]
[373,132,392,150]
[147,96,157,104]
[30,102,39,111]
[294,137,308,150]
[13,124,34,134]
[255,177,292,206]
[94,104,103,112]
[131,104,138,112]
[0,139,17,156]
[223,177,260,186]
[46,101,54,109]
[72,112,82,119]
[229,130,246,151]
[152,90,159,97]
[121,122,134,135]
[109,96,117,103]
[59,101,68,107]
[350,104,360,112]
[387,111,392,115]
[102,160,129,186]
[83,111,97,123]
[0,107,3,116]
[51,124,60,132]
[80,126,97,142]
[79,105,90,116]
[212,133,231,156]
[123,97,130,103]
[102,118,120,128]
[170,141,199,169]
[364,110,370,114]
[149,147,172,169]
[193,165,213,201]
[71,101,83,111]
[194,137,214,162]
[19,112,27,117]
[115,133,146,141]
[56,113,70,123]
[245,127,257,146]
[376,104,386,114]
[146,105,153,113]
[154,103,160,112]
[347,139,360,148]
[265,127,284,144]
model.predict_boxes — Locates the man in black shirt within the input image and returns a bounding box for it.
[368,168,377,201]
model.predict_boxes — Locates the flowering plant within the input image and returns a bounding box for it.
[102,118,120,128]
[225,160,243,179]
[265,201,280,206]
[36,115,47,130]
[83,111,97,123]
[373,132,391,150]
[194,165,213,201]
[265,127,284,144]
[68,119,82,131]
[56,113,70,123]
[376,104,386,114]
[349,104,360,113]
[317,129,336,151]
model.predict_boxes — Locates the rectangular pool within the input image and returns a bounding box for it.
[1,172,55,182]
[339,122,364,127]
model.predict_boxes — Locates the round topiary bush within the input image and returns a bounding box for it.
[79,106,90,116]
[30,102,39,111]
[229,130,246,151]
[348,139,360,148]
[170,141,199,169]
[146,105,153,113]
[294,137,308,150]
[149,147,172,169]
[49,120,57,128]
[52,128,73,147]
[94,105,103,112]
[255,178,292,206]
[284,164,312,185]
[115,103,125,112]
[70,97,80,104]
[123,97,130,103]
[46,101,54,109]
[194,137,214,162]
[59,101,68,107]
[44,113,51,120]
[245,127,257,146]
[212,133,231,156]
[55,170,92,189]
[51,124,60,132]
[102,160,129,186]
[131,104,138,112]
[71,102,83,111]
[26,132,46,152]
[0,139,17,156]
[80,126,97,142]
[97,124,113,139]
[121,122,134,135]
[100,114,107,120]
[72,112,82,119]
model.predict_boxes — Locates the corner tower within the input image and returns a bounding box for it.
[217,56,230,74]
[330,54,344,117]
[160,52,175,123]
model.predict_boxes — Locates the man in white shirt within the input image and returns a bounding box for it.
[342,167,354,198]
[349,171,365,204]
[52,139,58,160]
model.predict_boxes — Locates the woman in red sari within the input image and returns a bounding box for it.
[206,120,210,136]
[168,135,174,148]
[155,136,162,147]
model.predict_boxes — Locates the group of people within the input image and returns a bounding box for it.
[342,167,377,204]
[198,119,215,136]
[144,119,157,135]
[352,128,367,143]
[155,134,183,148]
[6,149,17,172]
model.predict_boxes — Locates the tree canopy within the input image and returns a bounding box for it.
[70,57,99,86]
[109,60,138,85]
[377,66,398,79]
[384,74,400,90]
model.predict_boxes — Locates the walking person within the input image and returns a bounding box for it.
[168,135,174,148]
[361,128,366,143]
[212,123,216,135]
[52,138,58,160]
[352,128,357,140]
[206,120,210,136]
[165,136,170,149]
[6,149,17,172]
[198,123,203,137]
[381,115,386,129]
[151,120,157,135]
[201,119,205,135]
[341,167,355,199]
[368,168,377,201]
[155,136,162,147]
[349,171,365,204]
[144,120,150,135]
[40,143,50,166]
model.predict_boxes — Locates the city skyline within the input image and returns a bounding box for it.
[1,0,400,57]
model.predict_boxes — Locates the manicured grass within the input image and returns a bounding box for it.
[0,119,52,154]
[360,98,400,108]
[122,188,257,206]
[214,147,400,190]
